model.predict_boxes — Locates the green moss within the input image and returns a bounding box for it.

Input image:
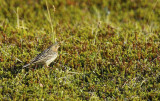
[0,0,160,100]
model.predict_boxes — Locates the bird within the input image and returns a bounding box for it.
[23,42,59,68]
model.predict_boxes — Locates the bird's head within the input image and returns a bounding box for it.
[51,42,60,52]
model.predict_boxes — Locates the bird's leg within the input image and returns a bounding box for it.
[43,64,48,68]
[35,64,38,70]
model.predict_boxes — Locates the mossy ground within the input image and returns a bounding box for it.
[0,0,160,100]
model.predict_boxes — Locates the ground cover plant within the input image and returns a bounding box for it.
[0,0,160,100]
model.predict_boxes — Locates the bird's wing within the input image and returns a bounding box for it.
[30,47,51,64]
[33,52,57,64]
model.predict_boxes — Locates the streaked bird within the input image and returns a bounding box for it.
[23,42,59,68]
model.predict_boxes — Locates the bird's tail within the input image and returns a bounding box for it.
[23,63,31,68]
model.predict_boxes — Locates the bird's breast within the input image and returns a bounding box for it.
[45,54,58,65]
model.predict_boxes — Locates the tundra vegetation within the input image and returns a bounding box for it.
[0,0,160,100]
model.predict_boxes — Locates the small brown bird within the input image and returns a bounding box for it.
[23,42,59,68]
